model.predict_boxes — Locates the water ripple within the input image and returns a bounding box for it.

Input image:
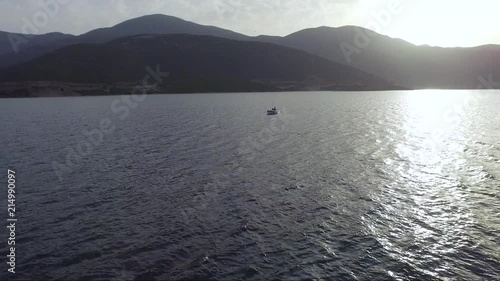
[0,91,499,280]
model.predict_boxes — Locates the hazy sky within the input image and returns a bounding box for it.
[1,0,499,47]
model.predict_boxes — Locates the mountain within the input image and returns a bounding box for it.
[0,34,400,97]
[0,14,249,69]
[76,14,248,43]
[2,14,499,90]
[0,31,75,67]
[0,31,73,55]
[256,26,500,89]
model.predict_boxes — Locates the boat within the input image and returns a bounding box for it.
[267,107,279,115]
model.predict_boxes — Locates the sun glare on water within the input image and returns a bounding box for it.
[400,90,472,166]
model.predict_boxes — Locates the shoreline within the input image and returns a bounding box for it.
[0,80,410,98]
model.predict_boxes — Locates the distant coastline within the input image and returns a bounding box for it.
[2,14,499,97]
[0,80,407,98]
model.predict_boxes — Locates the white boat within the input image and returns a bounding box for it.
[267,107,279,115]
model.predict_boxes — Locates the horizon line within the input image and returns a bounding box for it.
[2,13,500,49]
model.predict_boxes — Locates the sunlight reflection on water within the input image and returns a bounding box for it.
[363,90,495,280]
[1,91,498,280]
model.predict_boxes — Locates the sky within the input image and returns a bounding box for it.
[0,0,499,47]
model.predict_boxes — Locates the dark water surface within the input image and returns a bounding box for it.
[1,91,499,281]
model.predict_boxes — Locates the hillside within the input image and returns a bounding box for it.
[0,34,400,97]
[0,14,249,69]
[2,14,499,89]
[257,26,500,89]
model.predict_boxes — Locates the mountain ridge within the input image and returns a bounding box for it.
[1,14,499,90]
[0,33,402,97]
[0,14,250,69]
